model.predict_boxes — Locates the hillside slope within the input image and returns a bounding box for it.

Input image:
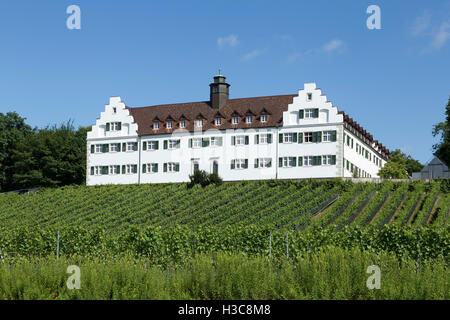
[0,180,447,234]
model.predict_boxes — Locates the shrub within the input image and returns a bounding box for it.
[187,170,223,188]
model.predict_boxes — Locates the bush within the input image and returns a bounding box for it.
[187,170,223,188]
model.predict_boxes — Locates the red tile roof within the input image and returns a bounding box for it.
[127,94,296,136]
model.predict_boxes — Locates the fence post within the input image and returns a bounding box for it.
[286,233,289,260]
[269,232,272,258]
[56,231,60,259]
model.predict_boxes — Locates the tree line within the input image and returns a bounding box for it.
[0,112,89,192]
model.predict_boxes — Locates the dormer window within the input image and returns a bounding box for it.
[113,107,117,114]
[261,114,268,123]
[246,115,253,124]
[232,116,239,124]
[167,121,173,129]
[195,119,203,127]
[106,122,121,132]
[180,120,186,128]
[215,118,222,126]
[154,122,160,130]
[307,93,312,101]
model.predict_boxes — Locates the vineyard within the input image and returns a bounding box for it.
[0,179,448,234]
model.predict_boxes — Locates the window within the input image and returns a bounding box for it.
[215,118,222,126]
[236,135,246,145]
[143,163,158,174]
[195,120,203,127]
[210,137,222,147]
[180,120,186,128]
[261,114,268,123]
[305,109,314,118]
[109,165,120,175]
[232,116,239,124]
[192,138,202,148]
[110,122,121,131]
[147,141,159,150]
[166,162,179,172]
[232,159,247,169]
[304,132,313,143]
[322,131,334,142]
[255,158,272,168]
[192,161,199,174]
[95,144,102,153]
[246,115,253,123]
[154,122,160,130]
[168,139,179,149]
[113,107,117,114]
[110,143,120,152]
[322,155,336,165]
[125,164,137,174]
[303,156,313,166]
[284,133,294,143]
[167,121,173,129]
[307,93,312,101]
[283,157,295,167]
[127,142,137,151]
[259,134,269,144]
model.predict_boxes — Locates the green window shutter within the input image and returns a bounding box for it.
[143,141,147,151]
[331,155,336,165]
[189,138,193,148]
[317,156,322,165]
[90,167,94,175]
[106,123,110,131]
[176,140,181,148]
[292,157,297,167]
[293,133,297,143]
[298,132,303,143]
[91,145,95,154]
[351,140,354,149]
[122,165,125,174]
[267,159,272,167]
[163,163,167,172]
[118,143,121,152]
[254,158,259,168]
[133,165,137,173]
[155,164,158,172]
[244,159,248,168]
[118,122,121,130]
[298,157,303,166]
[175,163,180,172]
[218,137,223,146]
[133,142,138,151]
[231,160,235,169]
[245,136,249,145]
[142,164,147,173]
[255,135,259,144]
[122,143,126,152]
[102,144,108,153]
[313,108,319,118]
[164,140,168,149]
[267,134,272,144]
[155,141,159,150]
[332,130,337,142]
[279,157,283,168]
[102,166,108,175]
[202,138,209,147]
[299,110,304,119]
[317,132,322,143]
[279,133,283,143]
[231,136,236,145]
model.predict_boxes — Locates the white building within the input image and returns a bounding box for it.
[86,74,389,185]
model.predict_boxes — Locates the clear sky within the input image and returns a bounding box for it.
[1,0,449,163]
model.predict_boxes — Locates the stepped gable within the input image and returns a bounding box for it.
[126,94,296,136]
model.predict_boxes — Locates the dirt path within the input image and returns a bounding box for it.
[426,196,441,225]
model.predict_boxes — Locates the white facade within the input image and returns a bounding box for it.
[86,83,387,185]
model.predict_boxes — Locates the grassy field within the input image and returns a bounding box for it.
[0,247,448,300]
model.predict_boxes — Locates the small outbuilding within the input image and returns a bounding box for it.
[412,156,449,179]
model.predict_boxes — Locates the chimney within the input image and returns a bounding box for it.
[209,72,230,109]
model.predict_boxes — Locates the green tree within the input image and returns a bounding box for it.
[432,98,450,166]
[388,149,423,176]
[0,112,33,191]
[378,161,409,179]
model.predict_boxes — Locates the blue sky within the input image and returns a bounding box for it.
[0,0,449,163]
